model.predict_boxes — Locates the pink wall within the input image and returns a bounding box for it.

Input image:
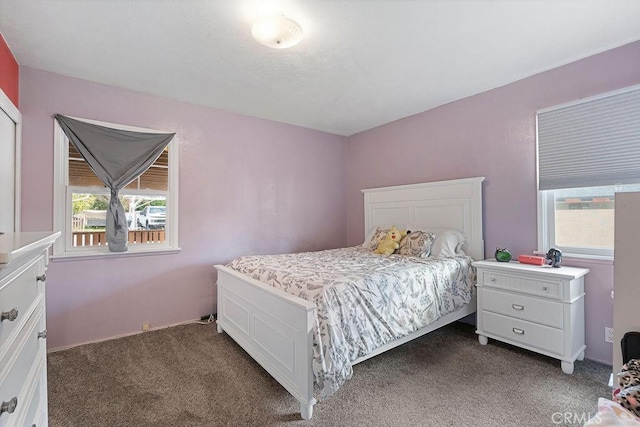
[346,40,640,365]
[19,67,347,349]
[17,40,640,362]
[0,33,19,107]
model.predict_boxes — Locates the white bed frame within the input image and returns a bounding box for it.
[214,177,485,419]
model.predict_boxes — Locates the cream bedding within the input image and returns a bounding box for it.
[226,246,476,399]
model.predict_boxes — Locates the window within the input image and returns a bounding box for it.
[537,84,640,259]
[53,117,179,257]
[538,184,640,259]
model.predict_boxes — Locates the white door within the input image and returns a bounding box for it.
[0,105,16,232]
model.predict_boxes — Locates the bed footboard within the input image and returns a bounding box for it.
[215,265,317,419]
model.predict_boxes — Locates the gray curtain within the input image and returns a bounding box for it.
[55,115,175,252]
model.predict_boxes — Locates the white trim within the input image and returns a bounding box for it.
[537,191,553,254]
[0,88,20,122]
[52,116,179,257]
[554,246,613,259]
[14,115,21,233]
[537,82,640,115]
[167,135,179,250]
[52,120,67,255]
[532,250,613,264]
[0,87,21,232]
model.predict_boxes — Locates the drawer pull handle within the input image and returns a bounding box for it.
[0,397,17,415]
[490,278,497,282]
[512,304,524,311]
[38,330,47,339]
[512,328,525,335]
[542,286,548,291]
[0,308,18,322]
[36,273,46,283]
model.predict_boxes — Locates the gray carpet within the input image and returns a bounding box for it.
[48,321,611,427]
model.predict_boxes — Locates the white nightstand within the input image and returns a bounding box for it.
[473,259,589,374]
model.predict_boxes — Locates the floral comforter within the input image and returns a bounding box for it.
[226,246,476,399]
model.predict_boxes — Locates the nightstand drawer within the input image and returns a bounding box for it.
[482,311,564,355]
[481,288,564,329]
[481,271,561,299]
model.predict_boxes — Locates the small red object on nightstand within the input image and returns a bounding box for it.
[518,255,545,265]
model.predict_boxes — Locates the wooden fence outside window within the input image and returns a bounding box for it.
[72,230,165,247]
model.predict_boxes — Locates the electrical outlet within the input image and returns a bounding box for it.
[605,327,614,343]
[142,321,150,331]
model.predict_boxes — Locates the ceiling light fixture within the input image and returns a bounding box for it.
[251,15,303,49]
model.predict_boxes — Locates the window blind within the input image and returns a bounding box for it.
[537,85,640,191]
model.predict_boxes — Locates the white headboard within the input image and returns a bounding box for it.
[362,177,485,260]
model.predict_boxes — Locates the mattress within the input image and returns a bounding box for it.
[226,246,476,399]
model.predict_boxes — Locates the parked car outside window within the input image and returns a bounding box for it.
[137,206,166,230]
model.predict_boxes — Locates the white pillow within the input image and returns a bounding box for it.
[405,226,466,258]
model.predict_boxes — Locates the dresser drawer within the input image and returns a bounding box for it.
[16,358,45,427]
[481,271,561,299]
[0,304,46,427]
[480,287,564,329]
[482,311,564,355]
[0,255,45,352]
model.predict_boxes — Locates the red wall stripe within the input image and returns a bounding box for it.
[0,33,19,107]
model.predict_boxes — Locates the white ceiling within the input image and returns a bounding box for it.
[1,1,639,136]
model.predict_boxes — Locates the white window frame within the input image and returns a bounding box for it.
[537,189,614,261]
[53,117,180,259]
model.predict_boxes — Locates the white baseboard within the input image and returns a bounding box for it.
[47,317,211,353]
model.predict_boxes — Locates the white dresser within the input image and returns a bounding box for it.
[0,232,59,427]
[473,259,589,374]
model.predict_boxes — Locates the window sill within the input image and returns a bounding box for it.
[51,246,181,262]
[533,250,613,265]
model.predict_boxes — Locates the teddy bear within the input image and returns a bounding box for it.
[374,226,408,256]
[614,359,640,418]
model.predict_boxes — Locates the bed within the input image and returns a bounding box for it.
[214,177,485,419]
